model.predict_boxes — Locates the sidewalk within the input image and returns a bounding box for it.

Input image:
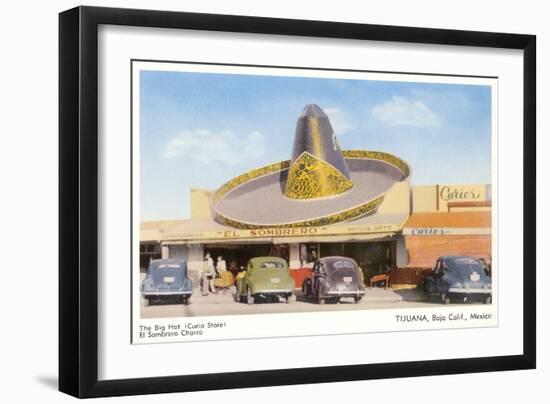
[189,286,425,304]
[363,287,424,303]
[140,285,431,319]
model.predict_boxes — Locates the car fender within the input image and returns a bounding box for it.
[441,275,462,293]
[315,279,327,297]
[436,276,451,293]
[183,277,193,292]
[302,278,312,295]
[286,275,296,290]
[141,276,155,292]
[242,279,253,295]
[236,278,244,295]
[312,277,321,295]
[423,276,434,292]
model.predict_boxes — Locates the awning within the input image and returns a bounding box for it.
[162,238,273,245]
[143,212,409,245]
[403,211,491,232]
[272,232,394,244]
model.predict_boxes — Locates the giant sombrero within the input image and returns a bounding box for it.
[211,104,410,229]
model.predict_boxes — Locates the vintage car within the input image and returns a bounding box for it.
[234,256,296,304]
[141,259,193,305]
[423,256,492,304]
[302,256,366,304]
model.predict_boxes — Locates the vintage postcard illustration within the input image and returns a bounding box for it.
[132,61,496,343]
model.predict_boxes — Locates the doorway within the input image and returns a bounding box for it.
[319,241,395,283]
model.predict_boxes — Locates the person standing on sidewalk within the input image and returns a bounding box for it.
[201,252,217,296]
[216,255,227,274]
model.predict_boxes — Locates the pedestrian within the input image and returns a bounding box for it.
[300,244,307,267]
[228,260,239,277]
[201,252,216,296]
[216,255,227,273]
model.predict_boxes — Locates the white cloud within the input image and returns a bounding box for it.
[371,96,440,127]
[324,107,353,135]
[163,129,266,164]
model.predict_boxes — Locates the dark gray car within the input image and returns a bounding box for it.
[141,259,193,305]
[423,256,492,304]
[302,256,366,304]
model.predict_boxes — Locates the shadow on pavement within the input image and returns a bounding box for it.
[392,288,426,302]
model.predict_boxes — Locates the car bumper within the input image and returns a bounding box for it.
[142,291,192,297]
[325,290,366,297]
[252,289,293,295]
[448,288,491,294]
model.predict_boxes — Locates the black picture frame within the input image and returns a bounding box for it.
[59,5,536,398]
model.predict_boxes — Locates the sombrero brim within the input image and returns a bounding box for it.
[211,150,410,229]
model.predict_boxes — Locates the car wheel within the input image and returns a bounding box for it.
[441,293,451,305]
[485,295,492,305]
[354,296,362,304]
[246,288,255,305]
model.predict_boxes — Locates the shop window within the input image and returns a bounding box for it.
[139,242,162,271]
[299,243,319,266]
[269,244,289,261]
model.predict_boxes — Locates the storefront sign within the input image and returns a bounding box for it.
[408,227,450,236]
[402,227,491,236]
[159,222,402,242]
[438,184,488,211]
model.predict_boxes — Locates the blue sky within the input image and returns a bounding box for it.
[139,69,492,221]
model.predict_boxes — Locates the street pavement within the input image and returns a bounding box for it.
[140,286,441,319]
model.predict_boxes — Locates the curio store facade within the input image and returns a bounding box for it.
[140,183,492,289]
[140,105,492,288]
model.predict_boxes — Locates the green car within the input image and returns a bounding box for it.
[234,257,296,304]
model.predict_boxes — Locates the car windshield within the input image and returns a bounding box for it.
[258,261,285,269]
[447,258,488,277]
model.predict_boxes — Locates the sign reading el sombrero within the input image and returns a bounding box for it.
[159,221,402,242]
[211,105,410,229]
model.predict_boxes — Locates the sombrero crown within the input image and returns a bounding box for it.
[285,104,353,200]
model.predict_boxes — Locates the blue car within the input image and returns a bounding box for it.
[423,256,492,304]
[141,259,193,305]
